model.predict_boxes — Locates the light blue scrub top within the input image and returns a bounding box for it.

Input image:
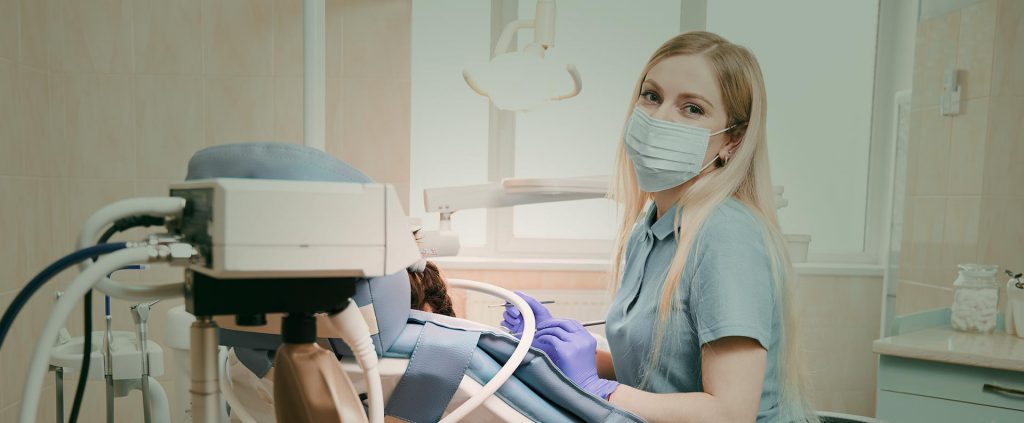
[605,197,783,422]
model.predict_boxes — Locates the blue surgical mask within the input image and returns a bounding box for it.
[624,108,734,192]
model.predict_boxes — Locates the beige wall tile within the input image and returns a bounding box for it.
[273,0,344,77]
[895,279,954,315]
[46,0,64,72]
[794,275,883,330]
[942,196,983,268]
[907,196,948,286]
[947,98,988,195]
[17,66,53,177]
[341,77,410,208]
[992,0,1024,96]
[28,179,70,273]
[0,59,24,176]
[912,12,961,111]
[44,72,68,177]
[956,0,997,99]
[0,0,17,61]
[978,196,1024,270]
[135,75,204,179]
[203,0,273,76]
[342,0,411,80]
[907,109,953,197]
[204,76,275,146]
[67,74,135,178]
[326,0,343,78]
[274,0,302,77]
[0,177,32,291]
[19,0,50,69]
[134,0,202,75]
[273,76,303,143]
[62,0,133,73]
[326,77,343,154]
[898,196,921,282]
[982,95,1024,198]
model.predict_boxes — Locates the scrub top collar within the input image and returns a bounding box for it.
[646,201,682,241]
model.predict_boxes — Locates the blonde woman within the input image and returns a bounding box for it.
[502,31,815,422]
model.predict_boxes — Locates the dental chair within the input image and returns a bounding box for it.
[172,143,643,423]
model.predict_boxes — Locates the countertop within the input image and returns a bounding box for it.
[873,327,1024,372]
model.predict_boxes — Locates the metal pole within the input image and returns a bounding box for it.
[54,366,64,423]
[190,317,221,423]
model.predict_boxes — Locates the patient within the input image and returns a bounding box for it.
[408,260,456,317]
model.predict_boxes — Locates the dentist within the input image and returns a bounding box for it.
[503,31,816,423]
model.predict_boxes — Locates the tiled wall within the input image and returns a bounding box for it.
[443,268,884,417]
[0,0,411,421]
[897,0,1024,315]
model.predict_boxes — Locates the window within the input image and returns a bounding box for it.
[705,0,881,260]
[411,0,887,263]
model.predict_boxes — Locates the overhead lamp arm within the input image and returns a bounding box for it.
[493,0,557,56]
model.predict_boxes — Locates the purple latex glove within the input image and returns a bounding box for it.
[499,291,553,337]
[533,319,619,401]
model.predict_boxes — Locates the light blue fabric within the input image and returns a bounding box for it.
[402,311,645,423]
[605,197,782,422]
[385,322,480,422]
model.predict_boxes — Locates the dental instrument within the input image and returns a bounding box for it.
[131,299,160,423]
[104,295,114,423]
[21,245,184,423]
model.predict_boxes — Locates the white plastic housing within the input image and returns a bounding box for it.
[170,178,420,279]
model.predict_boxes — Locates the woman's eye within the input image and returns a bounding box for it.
[681,104,705,116]
[640,90,660,104]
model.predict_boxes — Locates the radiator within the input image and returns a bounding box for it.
[463,289,612,338]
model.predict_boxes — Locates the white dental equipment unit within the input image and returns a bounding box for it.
[16,176,542,423]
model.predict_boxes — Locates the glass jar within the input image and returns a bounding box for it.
[950,264,1000,333]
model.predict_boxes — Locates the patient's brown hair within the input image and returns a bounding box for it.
[408,261,455,317]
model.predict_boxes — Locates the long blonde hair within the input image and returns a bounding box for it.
[610,31,815,421]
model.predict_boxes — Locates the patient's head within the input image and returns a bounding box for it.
[407,260,455,317]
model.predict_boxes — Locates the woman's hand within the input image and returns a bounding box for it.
[533,319,619,400]
[500,291,553,336]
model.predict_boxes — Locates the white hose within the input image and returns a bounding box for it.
[20,247,157,423]
[219,348,258,423]
[439,279,536,423]
[76,197,186,251]
[77,197,187,301]
[147,376,172,423]
[326,300,383,423]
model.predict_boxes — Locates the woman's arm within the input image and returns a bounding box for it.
[609,337,766,423]
[596,349,616,380]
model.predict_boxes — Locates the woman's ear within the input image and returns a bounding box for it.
[721,124,747,160]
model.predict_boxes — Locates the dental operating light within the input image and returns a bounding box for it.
[463,0,582,111]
